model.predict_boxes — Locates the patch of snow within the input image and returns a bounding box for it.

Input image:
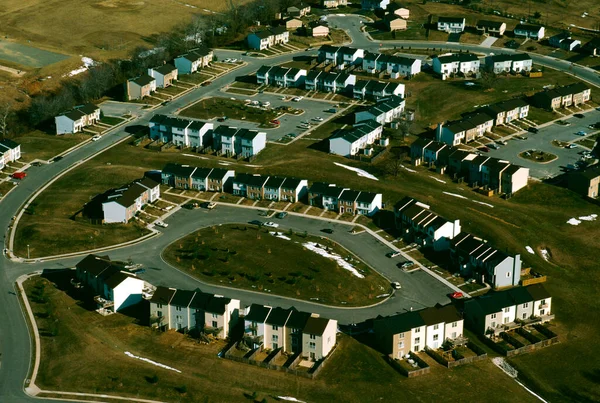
[334,162,378,180]
[219,162,232,166]
[125,352,181,373]
[64,57,96,77]
[400,164,417,173]
[443,191,467,199]
[492,358,549,402]
[579,214,597,221]
[540,249,550,261]
[429,175,446,183]
[182,153,208,160]
[270,231,291,241]
[303,242,364,278]
[138,47,165,58]
[525,246,535,254]
[473,200,494,208]
[376,293,390,299]
[277,397,306,403]
[567,218,581,225]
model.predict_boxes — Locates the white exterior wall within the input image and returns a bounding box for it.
[533,297,552,317]
[250,132,267,155]
[368,193,383,215]
[321,319,337,357]
[55,115,81,134]
[444,320,463,340]
[432,220,461,251]
[425,323,444,349]
[512,59,533,72]
[102,202,128,223]
[410,325,426,352]
[501,305,517,325]
[508,167,529,194]
[329,138,353,156]
[112,277,144,311]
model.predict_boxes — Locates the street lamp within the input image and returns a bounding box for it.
[27,244,30,259]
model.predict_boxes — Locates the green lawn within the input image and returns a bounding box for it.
[163,224,389,306]
[179,97,278,125]
[0,181,16,199]
[518,150,557,163]
[100,116,125,126]
[24,273,539,403]
[16,131,90,162]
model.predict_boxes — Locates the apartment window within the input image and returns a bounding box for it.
[540,309,545,316]
[506,272,511,278]
[212,321,218,328]
[414,328,421,333]
[523,303,529,308]
[413,345,420,352]
[310,334,316,340]
[433,334,439,341]
[522,313,527,319]
[176,306,182,312]
[451,332,457,339]
[157,311,162,317]
[398,341,404,349]
[414,337,420,344]
[491,313,497,319]
[309,342,316,350]
[433,324,439,330]
[452,322,457,328]
[212,313,218,319]
[273,335,279,342]
[273,325,279,331]
[541,299,546,305]
[156,303,163,309]
[491,321,496,328]
[504,307,510,313]
[503,317,510,324]
[176,315,183,323]
[398,332,405,339]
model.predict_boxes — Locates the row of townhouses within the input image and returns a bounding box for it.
[308,182,382,216]
[318,45,365,69]
[353,79,405,100]
[432,53,480,79]
[362,52,421,77]
[464,284,552,336]
[247,27,290,50]
[305,71,356,93]
[256,65,308,87]
[485,53,533,74]
[436,17,544,40]
[126,47,214,100]
[55,103,101,135]
[395,197,522,288]
[150,286,240,339]
[531,83,591,111]
[99,177,161,224]
[354,95,406,124]
[75,254,146,312]
[161,163,235,192]
[244,304,337,360]
[148,115,267,158]
[410,139,530,195]
[329,120,385,157]
[232,173,308,202]
[0,139,21,170]
[374,304,464,359]
[549,32,581,51]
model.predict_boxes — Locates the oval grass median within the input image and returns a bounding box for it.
[162,224,390,307]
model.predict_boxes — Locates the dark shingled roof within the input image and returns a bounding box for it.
[152,64,177,75]
[130,75,155,86]
[265,307,293,326]
[76,254,113,277]
[208,167,231,180]
[162,163,196,178]
[170,289,196,308]
[303,316,331,336]
[150,286,176,305]
[418,304,461,326]
[438,16,465,24]
[477,20,504,29]
[526,284,551,301]
[286,309,311,330]
[244,304,272,323]
[104,271,135,289]
[373,311,425,335]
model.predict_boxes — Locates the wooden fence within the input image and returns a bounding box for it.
[424,342,488,368]
[387,354,430,378]
[477,326,559,357]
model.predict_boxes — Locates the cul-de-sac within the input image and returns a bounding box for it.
[1,0,599,402]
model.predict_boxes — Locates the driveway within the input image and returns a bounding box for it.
[99,101,147,118]
[487,110,600,178]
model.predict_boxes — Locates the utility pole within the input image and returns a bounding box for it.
[27,244,30,259]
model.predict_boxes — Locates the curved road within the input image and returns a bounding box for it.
[2,20,595,402]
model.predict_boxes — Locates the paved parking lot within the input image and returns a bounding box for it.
[99,101,148,118]
[487,110,600,178]
[213,91,342,142]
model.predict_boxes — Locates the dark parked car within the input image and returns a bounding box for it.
[397,261,414,269]
[51,156,63,162]
[478,146,490,152]
[277,212,288,219]
[200,81,212,86]
[527,126,539,133]
[31,162,42,167]
[574,113,585,118]
[249,220,263,226]
[131,268,146,274]
[321,228,334,234]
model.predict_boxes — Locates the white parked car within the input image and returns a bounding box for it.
[264,222,279,228]
[292,96,303,102]
[391,282,401,290]
[230,58,238,63]
[313,117,324,122]
[91,135,101,141]
[155,220,168,228]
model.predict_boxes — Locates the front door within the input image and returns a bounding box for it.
[273,343,278,350]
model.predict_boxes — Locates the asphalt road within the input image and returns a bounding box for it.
[1,16,599,402]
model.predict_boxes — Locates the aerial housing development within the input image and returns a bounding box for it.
[2,1,599,402]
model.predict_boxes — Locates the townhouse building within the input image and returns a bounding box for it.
[475,20,507,36]
[321,0,348,8]
[435,113,494,146]
[329,120,384,156]
[256,65,307,87]
[264,307,294,350]
[125,75,157,100]
[318,45,365,68]
[432,53,480,78]
[514,24,545,40]
[100,177,160,224]
[450,232,522,288]
[305,71,356,93]
[478,99,529,126]
[394,197,461,251]
[353,79,405,100]
[148,114,213,147]
[75,254,145,312]
[362,52,421,77]
[354,96,405,125]
[310,24,330,37]
[55,103,101,134]
[232,173,270,199]
[531,83,591,110]
[232,173,308,202]
[373,304,464,358]
[285,18,303,31]
[212,126,267,158]
[161,163,234,192]
[308,182,382,215]
[247,27,289,50]
[568,164,600,198]
[150,286,240,338]
[485,53,533,74]
[174,46,214,74]
[463,284,552,336]
[384,15,407,32]
[582,37,600,56]
[0,139,21,170]
[287,4,311,17]
[148,64,178,88]
[437,17,466,33]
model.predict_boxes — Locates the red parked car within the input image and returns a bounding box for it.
[450,292,464,299]
[12,172,27,180]
[270,119,280,125]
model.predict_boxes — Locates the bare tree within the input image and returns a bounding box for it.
[385,151,407,177]
[0,103,12,139]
